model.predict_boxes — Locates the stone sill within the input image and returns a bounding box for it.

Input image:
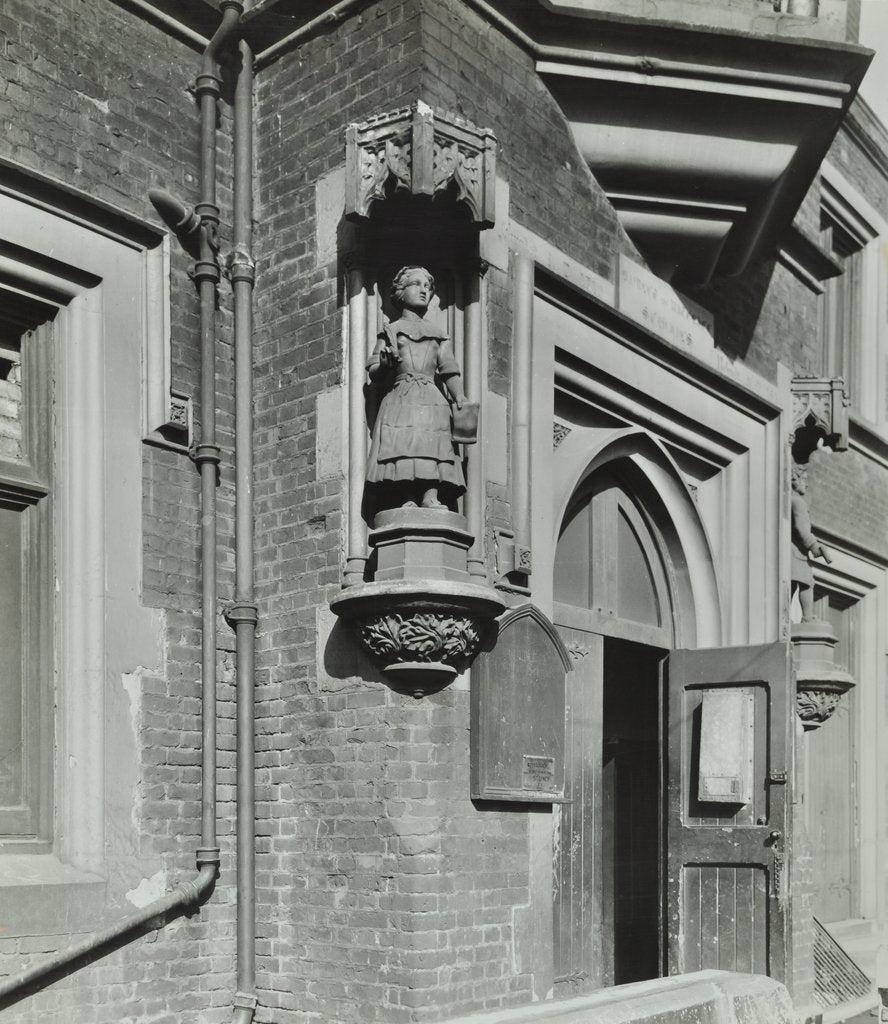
[0,854,105,937]
[435,971,797,1024]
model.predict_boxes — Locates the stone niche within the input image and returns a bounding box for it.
[789,376,855,730]
[330,102,505,699]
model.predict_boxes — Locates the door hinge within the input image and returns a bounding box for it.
[769,770,787,785]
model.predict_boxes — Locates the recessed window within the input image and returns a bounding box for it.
[819,210,864,400]
[0,309,53,849]
[818,170,885,425]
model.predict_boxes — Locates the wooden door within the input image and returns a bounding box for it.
[553,627,603,992]
[553,469,675,991]
[663,642,793,982]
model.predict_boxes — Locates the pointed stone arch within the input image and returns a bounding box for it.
[554,426,723,648]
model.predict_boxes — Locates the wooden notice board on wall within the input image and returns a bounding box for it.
[470,604,571,802]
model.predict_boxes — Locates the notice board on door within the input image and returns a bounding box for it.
[470,604,571,802]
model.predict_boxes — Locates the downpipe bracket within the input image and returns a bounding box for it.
[224,603,259,629]
[190,442,222,466]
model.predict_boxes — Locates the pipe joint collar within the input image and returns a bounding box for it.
[190,442,222,465]
[219,0,245,12]
[192,260,221,284]
[178,877,203,904]
[196,846,221,868]
[194,201,220,224]
[194,72,222,97]
[229,264,256,285]
[228,248,256,283]
[224,603,259,628]
[234,992,259,1011]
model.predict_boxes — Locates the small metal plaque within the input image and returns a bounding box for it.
[522,755,555,793]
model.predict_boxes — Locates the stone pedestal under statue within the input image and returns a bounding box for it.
[331,509,505,698]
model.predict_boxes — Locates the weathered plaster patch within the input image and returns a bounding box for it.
[485,391,508,485]
[316,386,346,480]
[74,91,110,115]
[126,869,166,907]
[120,670,145,834]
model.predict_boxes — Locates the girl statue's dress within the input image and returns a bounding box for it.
[365,315,465,501]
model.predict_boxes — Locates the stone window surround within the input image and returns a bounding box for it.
[0,175,169,933]
[810,537,888,925]
[820,161,888,431]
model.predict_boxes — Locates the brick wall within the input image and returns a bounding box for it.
[2,1,885,1023]
[247,0,644,1019]
[0,0,237,1020]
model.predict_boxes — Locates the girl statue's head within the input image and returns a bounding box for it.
[390,266,435,312]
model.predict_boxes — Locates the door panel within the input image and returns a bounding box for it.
[681,864,769,974]
[664,642,792,982]
[553,627,603,993]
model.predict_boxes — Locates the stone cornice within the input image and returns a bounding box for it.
[840,95,888,182]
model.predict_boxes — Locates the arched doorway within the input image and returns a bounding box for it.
[551,447,794,994]
[552,465,678,992]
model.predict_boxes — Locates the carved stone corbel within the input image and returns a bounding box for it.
[345,101,496,227]
[793,622,855,731]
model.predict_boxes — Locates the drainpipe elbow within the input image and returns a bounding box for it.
[199,0,243,84]
[177,862,219,906]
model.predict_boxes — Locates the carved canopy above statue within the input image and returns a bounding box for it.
[345,101,496,227]
[791,376,849,461]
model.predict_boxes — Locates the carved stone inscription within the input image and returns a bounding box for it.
[470,605,571,802]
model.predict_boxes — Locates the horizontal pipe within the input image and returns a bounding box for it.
[255,0,366,67]
[111,0,208,49]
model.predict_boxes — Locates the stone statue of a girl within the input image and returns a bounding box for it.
[791,463,831,621]
[365,266,466,512]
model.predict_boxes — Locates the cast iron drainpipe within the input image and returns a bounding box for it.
[0,3,242,1010]
[224,32,259,1024]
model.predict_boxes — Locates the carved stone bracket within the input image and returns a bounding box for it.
[332,509,506,698]
[796,683,852,730]
[345,101,497,227]
[791,377,849,462]
[331,579,505,699]
[791,619,855,731]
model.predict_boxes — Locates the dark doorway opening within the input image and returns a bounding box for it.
[601,637,665,985]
